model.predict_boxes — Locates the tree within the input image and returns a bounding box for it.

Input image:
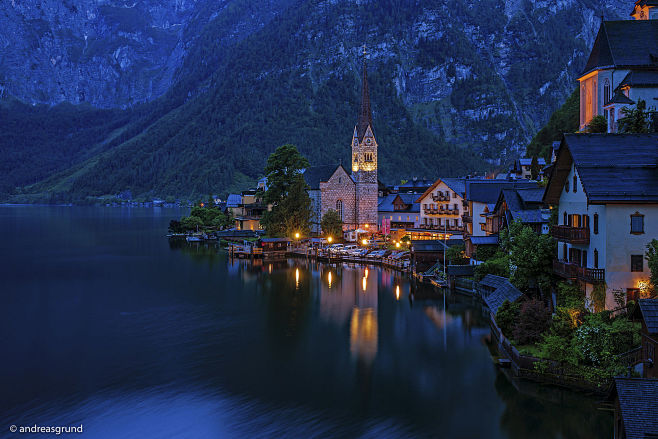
[512,299,551,345]
[181,215,203,231]
[586,115,607,133]
[530,155,541,180]
[168,220,183,234]
[646,239,658,296]
[474,251,510,280]
[501,221,555,296]
[321,209,343,240]
[260,144,312,237]
[618,99,651,133]
[495,299,520,339]
[446,244,468,265]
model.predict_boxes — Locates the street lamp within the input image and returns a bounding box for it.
[396,242,400,248]
[362,239,368,246]
[295,232,300,239]
[327,236,333,243]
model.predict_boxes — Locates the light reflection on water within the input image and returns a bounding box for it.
[0,206,612,438]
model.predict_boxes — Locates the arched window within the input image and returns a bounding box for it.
[573,174,578,193]
[336,200,343,220]
[603,79,610,105]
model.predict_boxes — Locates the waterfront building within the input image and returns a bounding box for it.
[483,187,549,236]
[543,133,658,309]
[305,50,379,234]
[377,193,420,235]
[414,178,466,239]
[578,2,658,132]
[606,377,658,439]
[233,188,267,231]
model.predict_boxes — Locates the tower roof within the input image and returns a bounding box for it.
[356,47,373,142]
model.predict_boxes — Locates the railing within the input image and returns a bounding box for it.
[553,260,605,283]
[431,193,450,202]
[550,225,590,244]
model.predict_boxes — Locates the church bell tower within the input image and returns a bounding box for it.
[351,46,379,230]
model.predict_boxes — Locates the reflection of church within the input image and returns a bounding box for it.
[319,265,379,363]
[306,49,379,234]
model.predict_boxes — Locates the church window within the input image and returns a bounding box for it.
[603,79,610,105]
[338,177,342,184]
[336,200,343,220]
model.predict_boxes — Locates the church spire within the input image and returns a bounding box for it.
[356,44,373,142]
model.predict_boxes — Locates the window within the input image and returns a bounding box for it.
[631,212,644,234]
[336,200,343,220]
[594,249,599,268]
[563,212,567,225]
[603,79,610,105]
[565,178,570,192]
[582,251,587,268]
[573,175,578,193]
[563,243,567,260]
[631,255,643,272]
[338,177,342,184]
[454,203,458,210]
[593,213,599,234]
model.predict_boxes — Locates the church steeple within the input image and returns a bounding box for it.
[356,45,373,142]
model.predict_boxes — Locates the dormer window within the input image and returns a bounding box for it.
[573,175,578,193]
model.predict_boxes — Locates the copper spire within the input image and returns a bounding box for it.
[356,44,373,142]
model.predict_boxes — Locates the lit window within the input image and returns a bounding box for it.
[631,212,644,234]
[631,255,643,272]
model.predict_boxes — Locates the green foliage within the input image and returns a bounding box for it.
[181,215,203,231]
[179,204,231,230]
[168,220,184,234]
[585,115,607,133]
[591,283,607,313]
[260,145,312,237]
[573,313,640,371]
[445,244,468,265]
[549,306,580,339]
[530,156,540,180]
[473,244,498,262]
[557,281,585,310]
[474,251,510,280]
[526,88,579,160]
[646,239,658,296]
[320,209,343,239]
[618,99,652,133]
[501,221,555,295]
[495,300,520,339]
[512,299,551,345]
[539,334,579,365]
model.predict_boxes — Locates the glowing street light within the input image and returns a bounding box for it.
[396,242,400,248]
[295,232,300,239]
[327,236,333,243]
[362,239,368,246]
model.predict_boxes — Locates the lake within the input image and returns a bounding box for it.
[0,206,611,438]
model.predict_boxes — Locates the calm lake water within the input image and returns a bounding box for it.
[0,206,612,438]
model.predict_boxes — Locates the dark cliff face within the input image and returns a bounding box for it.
[0,0,290,108]
[0,0,635,200]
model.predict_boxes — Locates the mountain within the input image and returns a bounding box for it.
[0,0,631,202]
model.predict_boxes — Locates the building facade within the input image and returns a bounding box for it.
[544,133,658,309]
[415,178,466,238]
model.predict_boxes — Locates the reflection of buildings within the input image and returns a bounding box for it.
[318,265,379,364]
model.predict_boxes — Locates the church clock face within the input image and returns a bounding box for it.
[366,138,371,144]
[354,139,358,146]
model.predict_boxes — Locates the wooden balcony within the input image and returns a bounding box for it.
[550,225,590,245]
[553,260,605,283]
[431,193,450,202]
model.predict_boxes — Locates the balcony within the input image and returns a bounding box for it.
[431,193,450,202]
[550,225,590,245]
[553,260,605,284]
[419,223,464,232]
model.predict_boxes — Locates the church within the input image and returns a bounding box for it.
[305,51,379,235]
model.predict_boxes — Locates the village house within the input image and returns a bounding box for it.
[462,179,539,238]
[483,187,549,236]
[377,193,420,236]
[233,188,267,231]
[304,50,379,235]
[605,377,658,439]
[578,1,658,132]
[544,133,658,309]
[414,178,466,239]
[511,157,546,179]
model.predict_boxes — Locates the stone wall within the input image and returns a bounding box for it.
[319,167,356,230]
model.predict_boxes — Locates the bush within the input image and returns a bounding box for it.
[512,299,551,345]
[539,334,579,365]
[495,299,520,339]
[549,306,582,338]
[557,281,584,310]
[573,313,640,368]
[474,252,510,280]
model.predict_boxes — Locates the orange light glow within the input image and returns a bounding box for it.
[328,271,332,288]
[269,264,272,274]
[364,268,369,278]
[396,285,400,301]
[295,233,300,239]
[327,236,333,243]
[395,242,400,248]
[295,268,300,288]
[362,239,368,245]
[200,203,205,207]
[362,276,367,291]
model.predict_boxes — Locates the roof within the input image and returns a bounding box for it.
[609,378,658,439]
[637,299,658,334]
[631,0,658,16]
[226,194,242,207]
[411,241,448,252]
[605,90,635,106]
[446,265,475,276]
[356,58,373,142]
[464,180,539,204]
[619,70,658,88]
[303,164,351,190]
[378,193,420,213]
[467,236,499,245]
[415,178,465,203]
[518,158,546,167]
[581,20,658,76]
[261,237,292,242]
[544,134,658,204]
[479,275,523,314]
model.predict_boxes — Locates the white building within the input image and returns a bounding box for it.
[577,2,658,132]
[544,133,658,309]
[415,178,466,238]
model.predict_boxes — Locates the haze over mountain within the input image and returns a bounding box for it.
[0,0,629,202]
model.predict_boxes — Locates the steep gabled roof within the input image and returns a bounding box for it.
[378,193,420,213]
[619,70,658,88]
[608,378,658,439]
[414,178,465,203]
[465,180,539,204]
[581,20,658,77]
[544,134,658,204]
[637,299,658,334]
[303,164,352,190]
[605,90,636,106]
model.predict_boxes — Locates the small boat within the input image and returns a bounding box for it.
[186,235,202,242]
